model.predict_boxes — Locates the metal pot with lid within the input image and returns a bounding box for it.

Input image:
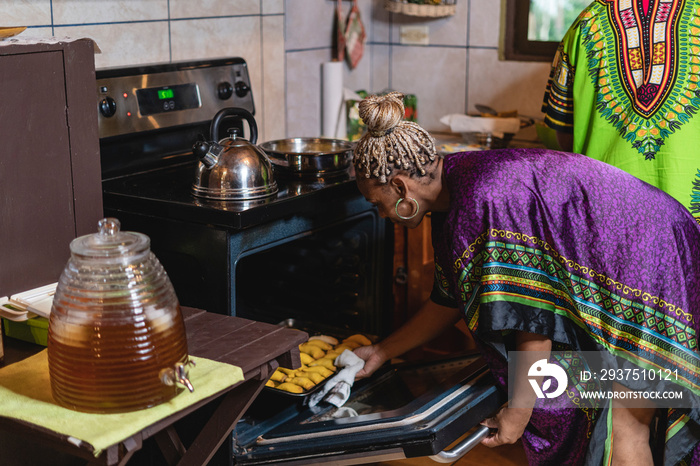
[192,107,278,201]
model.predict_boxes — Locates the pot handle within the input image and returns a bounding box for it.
[210,107,258,145]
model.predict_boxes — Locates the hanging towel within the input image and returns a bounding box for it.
[344,0,366,69]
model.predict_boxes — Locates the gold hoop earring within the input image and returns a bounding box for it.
[395,198,419,220]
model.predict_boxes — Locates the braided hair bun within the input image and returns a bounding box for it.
[353,92,437,184]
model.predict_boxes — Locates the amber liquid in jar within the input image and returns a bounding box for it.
[48,302,189,414]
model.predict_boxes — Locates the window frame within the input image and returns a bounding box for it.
[502,0,560,62]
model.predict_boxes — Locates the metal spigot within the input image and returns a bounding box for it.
[160,359,196,392]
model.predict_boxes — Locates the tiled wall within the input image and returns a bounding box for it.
[284,0,552,137]
[3,0,552,141]
[4,0,286,143]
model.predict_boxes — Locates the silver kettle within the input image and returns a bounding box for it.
[192,108,278,201]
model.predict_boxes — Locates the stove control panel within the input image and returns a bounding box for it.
[96,58,254,139]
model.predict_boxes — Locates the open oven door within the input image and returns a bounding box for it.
[232,354,504,465]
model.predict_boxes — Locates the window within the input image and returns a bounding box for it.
[502,0,590,62]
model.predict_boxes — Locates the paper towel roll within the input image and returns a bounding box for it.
[322,61,347,139]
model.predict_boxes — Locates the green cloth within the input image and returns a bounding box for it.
[542,0,700,222]
[0,350,244,457]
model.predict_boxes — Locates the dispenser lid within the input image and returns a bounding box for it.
[70,218,150,260]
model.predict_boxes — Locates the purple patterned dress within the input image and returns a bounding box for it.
[429,148,700,465]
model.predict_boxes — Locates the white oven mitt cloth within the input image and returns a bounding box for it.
[308,350,364,408]
[440,114,521,139]
[331,407,359,418]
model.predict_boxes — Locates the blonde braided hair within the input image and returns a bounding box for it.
[353,92,437,184]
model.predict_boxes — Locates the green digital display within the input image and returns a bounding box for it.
[158,89,174,100]
[137,83,200,115]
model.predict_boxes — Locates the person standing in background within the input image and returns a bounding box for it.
[542,0,700,223]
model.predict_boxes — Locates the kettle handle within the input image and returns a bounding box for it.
[210,107,258,145]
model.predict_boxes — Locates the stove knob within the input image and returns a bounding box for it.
[99,96,117,117]
[217,81,233,100]
[234,81,250,98]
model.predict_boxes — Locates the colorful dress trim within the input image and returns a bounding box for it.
[441,233,700,394]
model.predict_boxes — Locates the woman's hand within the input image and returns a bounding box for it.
[480,406,533,447]
[353,344,388,379]
[479,331,552,447]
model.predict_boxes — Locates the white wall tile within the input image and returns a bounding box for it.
[391,45,467,131]
[170,17,263,127]
[15,27,53,39]
[386,11,418,43]
[170,0,259,19]
[369,44,391,94]
[261,15,286,143]
[467,48,550,120]
[52,0,168,24]
[432,0,468,46]
[170,16,261,62]
[7,1,551,145]
[386,0,468,47]
[0,1,52,26]
[436,1,470,47]
[59,22,170,68]
[344,51,371,96]
[285,0,335,51]
[469,0,501,47]
[169,16,260,63]
[367,0,391,43]
[286,48,330,137]
[262,0,284,15]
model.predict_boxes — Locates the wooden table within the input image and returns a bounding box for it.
[0,308,308,466]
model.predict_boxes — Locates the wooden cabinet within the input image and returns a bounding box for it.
[0,39,103,297]
[393,217,435,322]
[393,215,476,357]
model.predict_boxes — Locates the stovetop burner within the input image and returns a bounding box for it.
[102,161,358,230]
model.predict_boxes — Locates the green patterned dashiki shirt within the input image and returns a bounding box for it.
[542,0,700,223]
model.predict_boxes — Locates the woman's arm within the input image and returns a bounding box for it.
[354,300,461,379]
[481,331,552,447]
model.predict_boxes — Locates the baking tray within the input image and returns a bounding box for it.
[266,375,326,399]
[263,319,376,398]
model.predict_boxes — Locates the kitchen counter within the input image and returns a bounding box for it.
[0,307,308,466]
[431,130,546,154]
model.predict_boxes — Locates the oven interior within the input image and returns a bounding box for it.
[234,211,384,334]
